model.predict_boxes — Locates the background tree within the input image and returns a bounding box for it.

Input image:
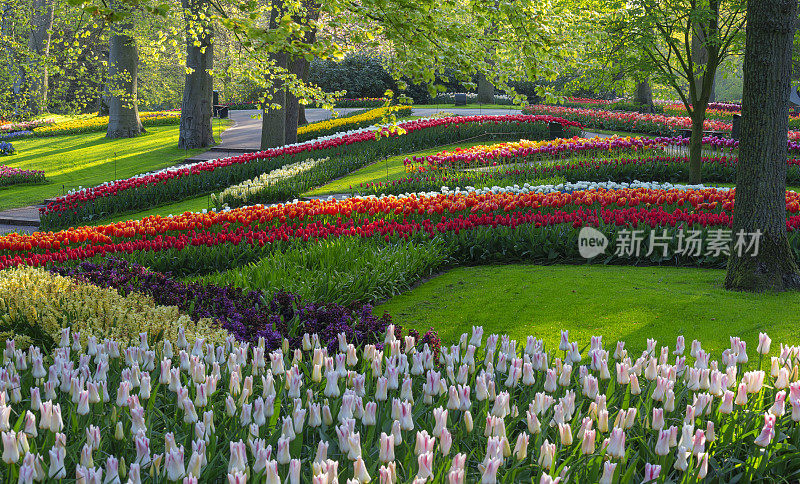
[725,0,800,291]
[178,0,214,149]
[26,0,54,114]
[627,0,746,183]
[106,1,144,138]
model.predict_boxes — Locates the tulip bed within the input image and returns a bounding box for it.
[211,157,329,210]
[38,115,581,230]
[10,182,800,277]
[523,105,800,141]
[31,112,181,138]
[344,135,800,196]
[297,106,413,142]
[0,166,46,187]
[0,321,798,483]
[0,119,54,134]
[662,103,800,129]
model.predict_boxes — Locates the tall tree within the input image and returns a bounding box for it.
[26,0,54,114]
[178,0,214,149]
[260,0,287,149]
[285,0,319,145]
[627,0,745,183]
[106,0,144,138]
[725,0,800,291]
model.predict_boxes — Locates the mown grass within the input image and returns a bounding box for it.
[0,121,231,212]
[305,139,532,196]
[376,264,800,356]
[105,139,516,222]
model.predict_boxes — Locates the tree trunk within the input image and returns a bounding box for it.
[477,72,494,104]
[284,1,318,144]
[106,2,143,139]
[298,104,307,126]
[26,0,54,115]
[178,0,214,149]
[284,56,304,145]
[261,51,287,149]
[634,79,653,111]
[725,0,800,291]
[261,0,287,149]
[688,110,706,184]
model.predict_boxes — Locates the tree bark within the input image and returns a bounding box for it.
[477,72,494,104]
[261,0,287,149]
[725,0,800,291]
[178,0,214,149]
[298,104,307,126]
[26,0,54,115]
[634,79,653,111]
[106,1,143,138]
[284,0,318,144]
[284,56,305,145]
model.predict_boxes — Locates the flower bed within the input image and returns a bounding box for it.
[0,266,223,349]
[212,157,328,209]
[31,112,181,137]
[524,104,739,137]
[0,118,54,134]
[11,183,800,276]
[349,135,800,195]
[0,165,45,187]
[0,130,32,141]
[38,114,581,229]
[0,322,796,482]
[0,142,14,156]
[49,258,395,351]
[297,106,413,142]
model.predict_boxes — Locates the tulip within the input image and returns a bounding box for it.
[127,463,141,484]
[353,456,371,483]
[599,462,617,484]
[581,429,596,455]
[228,440,247,473]
[754,413,776,447]
[48,446,66,479]
[380,433,394,463]
[642,462,661,483]
[479,457,502,484]
[758,333,771,355]
[607,428,625,458]
[2,431,18,464]
[538,439,556,471]
[416,452,434,481]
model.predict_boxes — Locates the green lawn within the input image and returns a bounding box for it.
[305,140,520,196]
[104,194,214,224]
[376,264,799,355]
[0,121,230,212]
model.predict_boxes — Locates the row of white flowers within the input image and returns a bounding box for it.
[0,324,795,483]
[210,157,328,208]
